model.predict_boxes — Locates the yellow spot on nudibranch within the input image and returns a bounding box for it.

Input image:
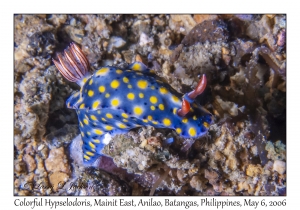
[172,95,180,102]
[84,155,90,160]
[151,86,155,90]
[159,104,164,110]
[132,63,141,70]
[142,119,148,123]
[83,119,89,125]
[94,129,103,135]
[82,78,88,83]
[137,80,148,89]
[90,115,97,121]
[123,77,129,83]
[80,122,83,127]
[122,113,128,118]
[163,118,171,127]
[117,123,127,129]
[92,101,100,109]
[105,125,113,130]
[182,118,188,123]
[102,117,107,122]
[111,98,119,107]
[128,84,132,89]
[150,96,158,104]
[147,115,153,121]
[116,69,123,74]
[133,106,143,115]
[86,151,94,156]
[87,132,91,136]
[193,115,197,120]
[105,93,110,98]
[127,93,135,100]
[159,87,168,94]
[173,108,178,115]
[97,110,101,114]
[176,128,182,134]
[123,119,128,122]
[139,93,144,98]
[81,132,84,137]
[111,80,120,89]
[99,86,105,93]
[106,113,113,119]
[188,127,197,137]
[152,120,158,125]
[88,90,94,97]
[203,122,210,128]
[89,142,96,149]
[96,67,109,76]
[79,104,85,109]
[89,79,93,85]
[93,139,100,143]
[150,106,155,110]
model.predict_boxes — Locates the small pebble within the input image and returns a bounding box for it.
[273,160,286,175]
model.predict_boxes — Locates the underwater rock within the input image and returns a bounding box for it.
[14,160,26,174]
[169,15,197,35]
[83,15,112,39]
[246,164,263,177]
[265,140,286,161]
[63,25,85,44]
[139,32,154,47]
[45,147,70,174]
[45,124,79,148]
[103,130,169,174]
[273,160,286,175]
[193,14,218,24]
[132,18,152,37]
[213,95,239,117]
[181,19,228,46]
[23,154,37,173]
[49,172,69,192]
[122,50,135,63]
[107,36,126,53]
[46,15,68,27]
[190,175,207,192]
[27,31,56,57]
[168,20,230,94]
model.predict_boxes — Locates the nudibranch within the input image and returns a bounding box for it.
[53,43,212,164]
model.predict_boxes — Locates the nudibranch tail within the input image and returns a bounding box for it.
[177,74,207,117]
[53,43,90,84]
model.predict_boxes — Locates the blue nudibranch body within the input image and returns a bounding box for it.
[53,43,212,164]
